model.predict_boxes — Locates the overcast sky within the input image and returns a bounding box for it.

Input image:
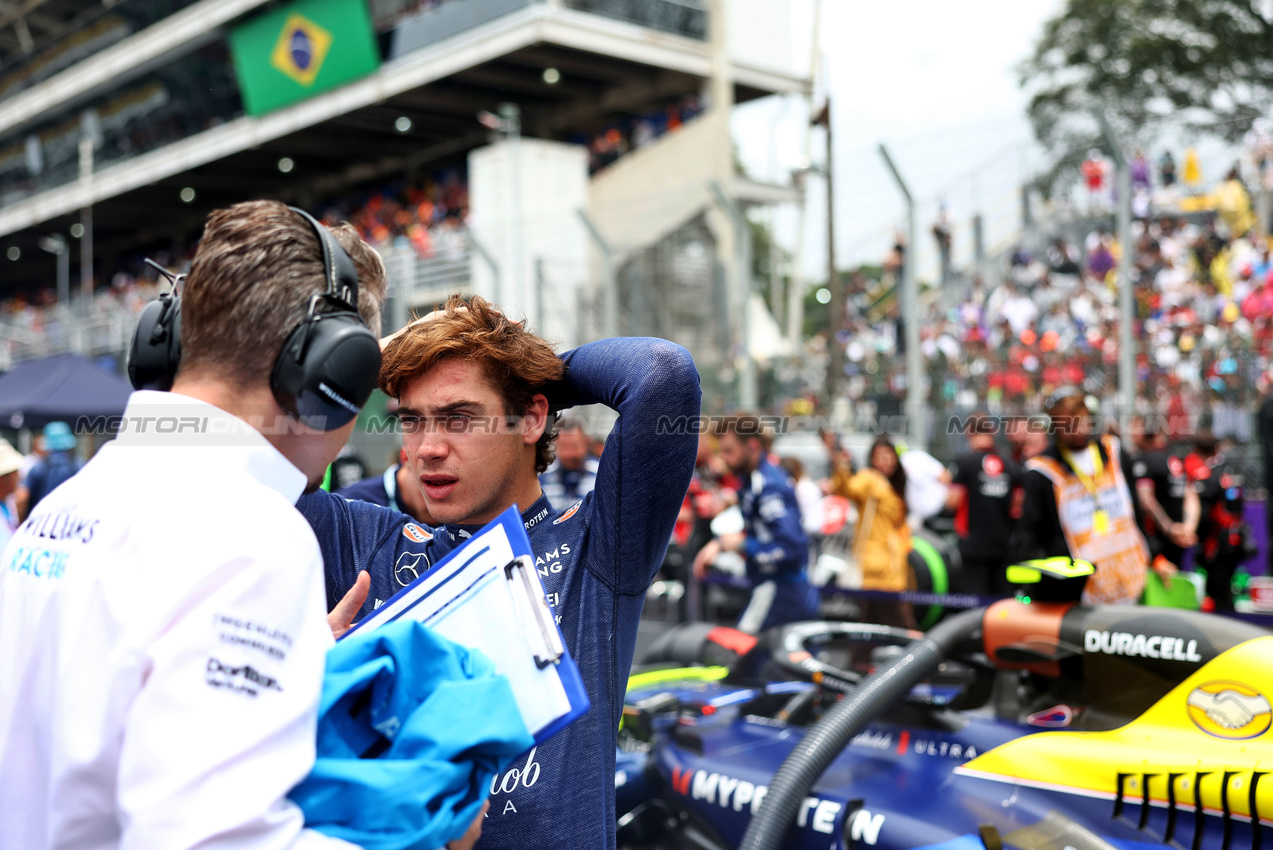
[732,0,1256,291]
[733,0,1065,285]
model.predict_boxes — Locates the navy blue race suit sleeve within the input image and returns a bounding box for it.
[741,468,809,580]
[555,338,701,596]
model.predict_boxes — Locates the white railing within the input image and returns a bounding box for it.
[379,240,475,313]
[0,306,136,370]
[0,231,488,370]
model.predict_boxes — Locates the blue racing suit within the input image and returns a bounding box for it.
[296,337,700,850]
[735,458,819,633]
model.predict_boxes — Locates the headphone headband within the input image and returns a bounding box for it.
[128,204,381,432]
[287,206,359,311]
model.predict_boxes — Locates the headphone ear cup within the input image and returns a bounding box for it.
[271,312,381,431]
[128,294,182,391]
[270,318,311,420]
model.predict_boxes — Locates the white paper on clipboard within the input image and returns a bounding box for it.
[342,507,586,742]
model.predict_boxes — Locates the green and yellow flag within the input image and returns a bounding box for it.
[230,0,380,116]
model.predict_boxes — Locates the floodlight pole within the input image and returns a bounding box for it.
[1096,111,1135,421]
[39,235,69,305]
[878,143,924,450]
[498,102,524,314]
[577,209,618,339]
[79,137,93,303]
[710,179,758,410]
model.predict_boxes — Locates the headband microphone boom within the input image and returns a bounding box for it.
[127,206,382,432]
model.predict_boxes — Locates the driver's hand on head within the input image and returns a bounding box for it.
[380,305,472,350]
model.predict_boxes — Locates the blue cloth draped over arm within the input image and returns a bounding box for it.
[290,620,533,850]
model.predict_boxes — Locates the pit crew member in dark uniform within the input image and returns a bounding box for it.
[1131,422,1199,574]
[692,414,818,634]
[1190,431,1251,611]
[297,295,700,850]
[947,412,1022,596]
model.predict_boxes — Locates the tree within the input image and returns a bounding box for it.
[1020,0,1273,192]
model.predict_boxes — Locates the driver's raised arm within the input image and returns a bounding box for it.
[554,337,700,594]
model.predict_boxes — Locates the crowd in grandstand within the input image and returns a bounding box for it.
[0,169,472,364]
[570,95,704,173]
[836,158,1271,450]
[322,170,469,255]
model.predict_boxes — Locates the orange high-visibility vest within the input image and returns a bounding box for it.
[1026,435,1150,604]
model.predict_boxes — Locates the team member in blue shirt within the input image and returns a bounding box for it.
[297,295,700,849]
[693,414,818,633]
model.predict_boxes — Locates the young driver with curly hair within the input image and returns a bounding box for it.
[296,295,701,849]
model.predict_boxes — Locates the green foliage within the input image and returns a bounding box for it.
[1020,0,1273,192]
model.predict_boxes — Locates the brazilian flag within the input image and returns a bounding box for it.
[230,0,380,116]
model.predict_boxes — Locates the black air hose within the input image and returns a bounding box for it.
[739,607,985,850]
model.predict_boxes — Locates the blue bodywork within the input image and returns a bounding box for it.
[618,607,1273,850]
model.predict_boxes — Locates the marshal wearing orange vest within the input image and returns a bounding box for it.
[1018,389,1173,604]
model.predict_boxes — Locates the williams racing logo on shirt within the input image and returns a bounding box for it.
[206,657,282,697]
[402,522,432,543]
[553,501,583,525]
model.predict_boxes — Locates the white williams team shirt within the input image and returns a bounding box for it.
[0,391,357,850]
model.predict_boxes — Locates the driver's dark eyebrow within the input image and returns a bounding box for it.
[397,401,481,418]
[435,400,481,415]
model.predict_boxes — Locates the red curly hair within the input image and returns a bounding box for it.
[379,294,565,472]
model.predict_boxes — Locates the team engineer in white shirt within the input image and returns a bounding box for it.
[0,201,483,850]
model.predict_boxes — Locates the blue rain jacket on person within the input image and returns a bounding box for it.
[290,620,534,850]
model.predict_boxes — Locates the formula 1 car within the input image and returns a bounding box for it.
[618,569,1273,850]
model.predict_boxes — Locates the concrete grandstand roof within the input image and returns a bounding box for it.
[0,3,805,293]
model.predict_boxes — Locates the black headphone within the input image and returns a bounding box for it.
[127,207,381,432]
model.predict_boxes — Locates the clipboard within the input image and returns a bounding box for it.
[342,505,589,745]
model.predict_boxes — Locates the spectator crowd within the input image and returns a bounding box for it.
[831,156,1272,463]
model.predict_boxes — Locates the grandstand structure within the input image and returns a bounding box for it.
[0,0,810,394]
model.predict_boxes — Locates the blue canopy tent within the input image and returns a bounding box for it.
[0,354,133,431]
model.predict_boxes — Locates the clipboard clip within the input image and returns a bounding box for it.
[504,555,565,669]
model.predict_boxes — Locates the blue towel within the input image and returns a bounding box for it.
[291,620,533,849]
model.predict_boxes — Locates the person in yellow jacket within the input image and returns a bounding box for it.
[845,436,915,629]
[1215,168,1256,238]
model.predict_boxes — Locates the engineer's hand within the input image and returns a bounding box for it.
[718,531,746,552]
[446,801,490,850]
[693,539,723,580]
[327,570,370,639]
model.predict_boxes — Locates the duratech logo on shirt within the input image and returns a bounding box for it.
[270,13,332,86]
